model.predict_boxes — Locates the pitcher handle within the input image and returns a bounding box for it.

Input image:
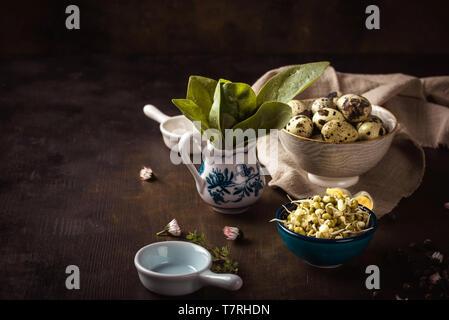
[178,132,205,191]
[199,269,243,291]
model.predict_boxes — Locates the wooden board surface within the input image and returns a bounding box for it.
[0,55,448,299]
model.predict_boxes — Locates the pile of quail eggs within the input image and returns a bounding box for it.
[285,92,388,143]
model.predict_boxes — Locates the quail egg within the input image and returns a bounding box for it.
[287,100,312,118]
[326,187,352,198]
[358,121,387,140]
[312,107,345,130]
[353,191,374,210]
[311,97,336,114]
[321,120,358,143]
[336,94,372,122]
[356,115,383,130]
[368,115,383,124]
[286,115,314,138]
[327,91,343,105]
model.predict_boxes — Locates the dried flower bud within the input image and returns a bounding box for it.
[156,218,181,237]
[140,166,153,181]
[167,219,181,236]
[431,251,444,264]
[223,226,243,241]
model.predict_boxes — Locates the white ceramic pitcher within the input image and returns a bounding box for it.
[178,132,265,214]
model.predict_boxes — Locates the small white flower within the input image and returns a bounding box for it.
[431,251,444,264]
[395,294,408,300]
[139,166,153,181]
[156,219,181,237]
[223,226,242,241]
[429,272,442,284]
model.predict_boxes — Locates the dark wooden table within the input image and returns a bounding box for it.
[0,54,448,299]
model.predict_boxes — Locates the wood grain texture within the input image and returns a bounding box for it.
[0,55,448,300]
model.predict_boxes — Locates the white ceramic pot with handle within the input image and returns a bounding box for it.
[143,104,204,154]
[134,241,243,296]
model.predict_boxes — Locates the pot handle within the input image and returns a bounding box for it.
[178,132,205,191]
[143,104,171,124]
[199,269,243,291]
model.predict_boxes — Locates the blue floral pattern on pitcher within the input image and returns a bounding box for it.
[205,164,264,204]
[179,132,265,213]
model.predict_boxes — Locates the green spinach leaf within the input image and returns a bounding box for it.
[231,101,291,138]
[209,79,257,134]
[221,81,257,123]
[171,98,210,132]
[256,61,329,105]
[208,79,225,131]
[186,76,217,117]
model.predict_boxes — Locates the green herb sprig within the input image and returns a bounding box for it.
[186,230,239,274]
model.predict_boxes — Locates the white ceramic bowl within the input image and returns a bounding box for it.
[134,241,242,296]
[279,104,398,187]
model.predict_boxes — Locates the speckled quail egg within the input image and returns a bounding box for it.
[356,115,382,129]
[321,120,359,143]
[327,91,343,105]
[287,100,312,118]
[368,115,383,124]
[336,94,372,122]
[285,115,314,138]
[311,97,337,114]
[356,115,383,128]
[357,121,387,140]
[312,107,345,130]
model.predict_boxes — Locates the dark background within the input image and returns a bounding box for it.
[1,0,448,300]
[2,0,448,80]
[1,0,449,56]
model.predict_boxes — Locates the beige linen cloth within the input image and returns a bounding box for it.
[254,66,449,218]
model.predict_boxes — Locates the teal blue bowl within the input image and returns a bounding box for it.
[275,201,377,268]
